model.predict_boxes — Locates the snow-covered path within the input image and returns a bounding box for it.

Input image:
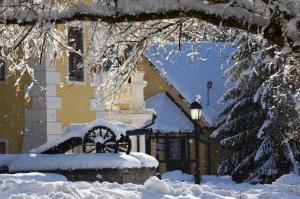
[1,173,300,199]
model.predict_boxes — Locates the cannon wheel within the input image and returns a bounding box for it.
[82,126,132,154]
[118,135,132,155]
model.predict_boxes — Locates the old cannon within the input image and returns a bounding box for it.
[82,125,132,154]
[32,119,152,155]
[3,119,158,184]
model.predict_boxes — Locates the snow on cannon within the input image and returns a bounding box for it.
[32,119,151,154]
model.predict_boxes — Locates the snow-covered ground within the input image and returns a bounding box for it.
[162,170,195,183]
[1,173,300,198]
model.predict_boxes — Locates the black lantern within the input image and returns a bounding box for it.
[190,95,203,120]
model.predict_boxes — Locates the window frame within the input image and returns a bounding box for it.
[0,48,7,83]
[169,138,182,160]
[0,59,5,82]
[67,26,85,83]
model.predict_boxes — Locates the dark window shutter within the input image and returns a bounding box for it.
[0,46,5,81]
[68,27,84,81]
[0,59,5,81]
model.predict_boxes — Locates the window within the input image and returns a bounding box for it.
[169,139,182,160]
[0,141,6,153]
[0,58,5,81]
[0,47,5,81]
[68,27,84,82]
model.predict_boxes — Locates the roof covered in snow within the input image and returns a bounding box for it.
[145,92,194,132]
[145,42,234,124]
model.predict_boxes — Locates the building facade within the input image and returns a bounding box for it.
[0,22,152,154]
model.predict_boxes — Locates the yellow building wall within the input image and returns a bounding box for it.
[0,73,30,153]
[56,24,96,130]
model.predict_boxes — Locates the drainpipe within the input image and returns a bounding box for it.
[143,112,157,129]
[126,112,157,136]
[140,112,157,153]
[126,112,157,153]
[194,124,200,184]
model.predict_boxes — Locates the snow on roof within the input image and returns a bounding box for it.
[31,119,137,154]
[145,92,194,132]
[145,42,234,124]
[5,152,158,172]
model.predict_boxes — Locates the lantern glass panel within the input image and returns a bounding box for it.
[191,109,202,120]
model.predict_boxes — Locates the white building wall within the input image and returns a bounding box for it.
[102,70,152,153]
[22,45,62,153]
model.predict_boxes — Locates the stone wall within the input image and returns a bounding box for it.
[11,167,156,184]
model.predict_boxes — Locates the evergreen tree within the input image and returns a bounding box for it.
[212,33,300,183]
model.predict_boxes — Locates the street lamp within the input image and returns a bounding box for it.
[190,95,203,184]
[190,95,203,120]
[207,80,213,106]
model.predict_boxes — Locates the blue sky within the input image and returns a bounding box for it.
[145,42,234,123]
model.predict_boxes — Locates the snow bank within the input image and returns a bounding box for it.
[201,175,234,184]
[0,172,67,182]
[130,152,159,168]
[32,119,137,153]
[274,173,300,185]
[2,173,300,198]
[4,153,158,172]
[144,176,173,194]
[162,170,195,182]
[271,174,300,196]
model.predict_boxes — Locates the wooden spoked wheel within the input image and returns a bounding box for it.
[82,126,118,153]
[117,135,132,155]
[82,126,132,154]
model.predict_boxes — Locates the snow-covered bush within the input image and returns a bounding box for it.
[213,33,300,183]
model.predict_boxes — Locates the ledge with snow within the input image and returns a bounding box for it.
[0,152,158,184]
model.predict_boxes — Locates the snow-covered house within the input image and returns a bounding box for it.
[0,23,153,154]
[142,43,233,176]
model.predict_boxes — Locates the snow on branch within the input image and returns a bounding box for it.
[0,0,299,57]
[0,0,269,27]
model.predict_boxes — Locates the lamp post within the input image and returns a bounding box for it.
[190,95,202,184]
[207,80,213,106]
